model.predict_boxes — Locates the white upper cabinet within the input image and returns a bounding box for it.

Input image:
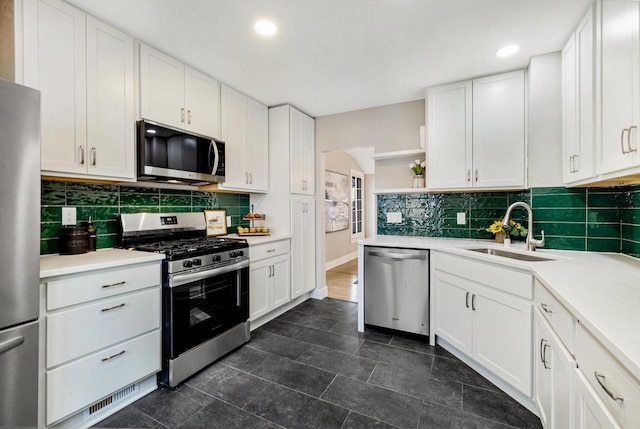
[23,0,135,180]
[426,70,526,191]
[139,43,220,139]
[219,84,269,192]
[597,0,640,175]
[290,107,315,195]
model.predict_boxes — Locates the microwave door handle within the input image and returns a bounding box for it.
[210,141,220,175]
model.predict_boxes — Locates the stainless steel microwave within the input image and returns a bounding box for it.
[137,120,225,185]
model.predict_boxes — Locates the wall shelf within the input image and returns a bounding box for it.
[371,148,425,160]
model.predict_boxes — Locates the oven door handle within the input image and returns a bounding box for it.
[169,259,249,288]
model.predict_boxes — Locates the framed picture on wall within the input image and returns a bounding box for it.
[204,209,228,236]
[325,170,350,232]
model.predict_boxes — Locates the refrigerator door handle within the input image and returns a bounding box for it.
[0,336,24,355]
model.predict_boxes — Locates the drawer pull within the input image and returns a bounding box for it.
[540,303,553,314]
[471,294,476,311]
[465,292,470,308]
[101,303,125,312]
[102,281,126,289]
[594,371,624,402]
[101,350,126,362]
[541,341,551,370]
[267,249,276,253]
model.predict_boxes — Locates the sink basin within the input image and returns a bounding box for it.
[466,248,554,262]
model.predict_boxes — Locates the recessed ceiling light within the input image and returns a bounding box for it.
[496,45,520,58]
[254,20,277,36]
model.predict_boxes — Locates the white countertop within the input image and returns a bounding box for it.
[228,233,291,246]
[40,249,166,278]
[360,235,640,380]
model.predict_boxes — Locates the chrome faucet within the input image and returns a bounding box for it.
[502,202,545,251]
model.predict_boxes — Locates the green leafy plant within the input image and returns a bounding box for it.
[485,219,528,238]
[410,159,426,175]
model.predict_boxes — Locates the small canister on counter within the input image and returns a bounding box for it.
[58,226,89,255]
[83,217,97,251]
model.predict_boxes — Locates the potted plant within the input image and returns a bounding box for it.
[409,159,426,188]
[485,219,528,244]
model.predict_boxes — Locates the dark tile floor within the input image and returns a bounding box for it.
[95,298,542,429]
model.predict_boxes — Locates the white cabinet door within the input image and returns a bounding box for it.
[563,32,579,184]
[86,16,135,180]
[535,310,554,429]
[24,0,87,175]
[575,369,621,429]
[472,70,526,189]
[432,271,473,356]
[291,196,315,298]
[247,97,269,192]
[289,107,315,195]
[250,261,270,320]
[575,6,595,181]
[184,66,220,139]
[220,85,248,189]
[598,0,639,174]
[139,44,185,130]
[552,332,575,429]
[472,282,532,396]
[271,254,291,309]
[426,81,472,190]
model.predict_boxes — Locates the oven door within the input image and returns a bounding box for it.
[168,259,249,358]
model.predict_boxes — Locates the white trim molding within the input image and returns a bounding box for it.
[325,251,358,271]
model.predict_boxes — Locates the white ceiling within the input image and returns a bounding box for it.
[67,0,593,117]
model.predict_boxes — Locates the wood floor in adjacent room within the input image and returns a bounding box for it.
[326,258,358,302]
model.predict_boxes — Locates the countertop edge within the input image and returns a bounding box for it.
[40,250,166,279]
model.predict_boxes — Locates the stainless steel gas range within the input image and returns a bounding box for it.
[119,212,250,388]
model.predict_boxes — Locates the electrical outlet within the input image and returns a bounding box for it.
[457,212,466,225]
[226,216,232,227]
[386,212,402,224]
[62,207,76,226]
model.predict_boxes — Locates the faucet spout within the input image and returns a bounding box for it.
[502,202,545,251]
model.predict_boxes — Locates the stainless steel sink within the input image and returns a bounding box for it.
[466,248,554,262]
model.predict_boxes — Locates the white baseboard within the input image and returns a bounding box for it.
[325,252,358,271]
[310,286,328,300]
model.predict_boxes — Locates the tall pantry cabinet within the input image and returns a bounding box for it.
[252,105,317,300]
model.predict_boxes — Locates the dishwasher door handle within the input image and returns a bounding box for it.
[366,251,427,260]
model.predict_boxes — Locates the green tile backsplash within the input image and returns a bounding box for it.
[377,185,640,258]
[40,181,250,255]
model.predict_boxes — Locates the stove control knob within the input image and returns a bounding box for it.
[229,251,237,258]
[212,255,221,262]
[193,258,202,266]
[236,250,244,257]
[183,260,193,268]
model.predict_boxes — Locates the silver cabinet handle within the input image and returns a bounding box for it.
[475,169,478,182]
[594,371,624,402]
[629,125,637,152]
[181,108,185,123]
[0,336,24,355]
[91,147,97,166]
[471,294,476,310]
[467,169,471,182]
[80,146,85,165]
[101,350,125,362]
[187,109,192,124]
[102,281,126,289]
[249,173,253,184]
[621,128,629,154]
[465,292,470,308]
[539,339,546,366]
[542,341,551,369]
[540,303,553,314]
[101,303,125,312]
[267,249,276,253]
[573,154,579,172]
[245,173,249,184]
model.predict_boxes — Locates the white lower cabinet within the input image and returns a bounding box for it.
[291,196,316,299]
[42,261,162,426]
[431,252,532,396]
[574,369,621,429]
[249,239,291,321]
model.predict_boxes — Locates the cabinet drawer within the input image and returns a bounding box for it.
[534,280,575,353]
[575,323,640,428]
[433,252,533,299]
[47,288,160,368]
[46,330,160,425]
[47,262,161,310]
[250,239,290,262]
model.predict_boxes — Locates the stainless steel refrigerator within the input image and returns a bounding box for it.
[0,78,41,427]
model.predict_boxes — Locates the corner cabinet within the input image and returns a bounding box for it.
[249,239,291,321]
[426,70,526,191]
[218,85,269,192]
[431,251,533,396]
[291,196,316,298]
[23,0,135,181]
[139,43,220,139]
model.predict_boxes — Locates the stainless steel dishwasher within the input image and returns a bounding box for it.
[364,246,429,336]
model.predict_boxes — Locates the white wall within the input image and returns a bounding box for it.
[527,52,564,187]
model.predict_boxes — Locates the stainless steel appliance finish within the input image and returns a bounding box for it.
[137,120,225,185]
[0,79,41,427]
[119,212,250,388]
[364,246,429,336]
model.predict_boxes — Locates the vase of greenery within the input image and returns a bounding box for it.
[410,159,426,188]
